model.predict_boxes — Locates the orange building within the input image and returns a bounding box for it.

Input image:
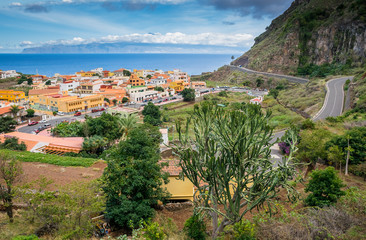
[127,74,145,87]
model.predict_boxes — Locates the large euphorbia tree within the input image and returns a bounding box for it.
[173,102,299,238]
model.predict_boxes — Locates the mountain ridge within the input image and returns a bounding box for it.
[232,0,366,75]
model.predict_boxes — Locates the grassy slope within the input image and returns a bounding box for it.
[0,149,98,167]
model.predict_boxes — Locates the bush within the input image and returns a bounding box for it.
[218,91,228,97]
[0,137,27,151]
[305,167,345,207]
[349,163,366,181]
[184,213,207,240]
[301,118,315,129]
[26,109,35,117]
[232,220,255,240]
[143,221,166,240]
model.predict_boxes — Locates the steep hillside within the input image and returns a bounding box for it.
[232,0,366,75]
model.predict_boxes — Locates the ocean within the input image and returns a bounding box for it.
[0,54,234,77]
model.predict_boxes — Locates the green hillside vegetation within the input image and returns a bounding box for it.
[233,0,366,76]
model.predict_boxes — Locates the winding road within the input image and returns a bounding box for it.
[228,65,309,84]
[312,76,353,121]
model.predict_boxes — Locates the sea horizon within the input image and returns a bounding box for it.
[0,53,234,77]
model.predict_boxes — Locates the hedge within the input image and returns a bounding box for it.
[0,149,98,167]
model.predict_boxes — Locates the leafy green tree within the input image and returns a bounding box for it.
[218,91,228,97]
[0,152,23,222]
[173,103,298,238]
[122,97,129,103]
[255,77,264,87]
[26,109,35,117]
[297,129,332,177]
[104,98,110,104]
[112,99,118,106]
[82,135,108,155]
[305,167,345,207]
[154,86,164,92]
[142,102,162,126]
[146,74,152,79]
[181,88,195,102]
[10,105,20,118]
[52,111,57,116]
[45,80,51,85]
[51,121,84,137]
[86,113,122,142]
[268,89,279,99]
[0,116,17,133]
[0,137,26,151]
[103,124,170,228]
[326,127,366,165]
[123,70,131,76]
[327,145,344,172]
[27,78,33,85]
[242,80,252,87]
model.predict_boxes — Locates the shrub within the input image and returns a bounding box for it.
[218,91,228,97]
[305,167,345,207]
[0,137,27,151]
[301,118,315,129]
[184,213,207,240]
[232,220,256,240]
[349,163,366,181]
[143,221,166,240]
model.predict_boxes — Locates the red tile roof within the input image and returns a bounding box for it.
[0,106,24,115]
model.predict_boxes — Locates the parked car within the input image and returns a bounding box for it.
[40,119,47,123]
[74,112,81,116]
[171,97,177,100]
[44,123,51,128]
[28,121,38,126]
[163,98,168,102]
[100,108,105,111]
[57,112,64,116]
[34,129,40,134]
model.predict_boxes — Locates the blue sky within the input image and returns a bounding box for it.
[0,0,293,53]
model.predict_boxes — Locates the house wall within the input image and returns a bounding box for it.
[164,176,194,201]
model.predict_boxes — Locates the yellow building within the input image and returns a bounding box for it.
[169,80,185,93]
[162,160,194,201]
[0,90,26,102]
[30,93,103,114]
[133,69,144,78]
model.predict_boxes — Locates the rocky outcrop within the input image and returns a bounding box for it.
[233,0,366,75]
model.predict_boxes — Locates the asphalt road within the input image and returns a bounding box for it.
[228,65,309,84]
[18,111,102,134]
[312,76,353,121]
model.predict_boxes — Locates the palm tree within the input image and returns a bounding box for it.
[118,114,138,139]
[10,105,20,119]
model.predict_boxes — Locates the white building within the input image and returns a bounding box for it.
[59,81,80,93]
[0,70,20,79]
[170,69,189,83]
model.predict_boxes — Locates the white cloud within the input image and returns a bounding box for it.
[0,46,3,49]
[9,2,22,6]
[62,0,73,3]
[20,41,33,45]
[42,32,254,47]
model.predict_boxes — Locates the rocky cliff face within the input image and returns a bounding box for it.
[233,0,366,75]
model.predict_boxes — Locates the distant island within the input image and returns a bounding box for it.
[22,42,245,54]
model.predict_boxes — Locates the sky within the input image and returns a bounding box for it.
[0,0,293,53]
